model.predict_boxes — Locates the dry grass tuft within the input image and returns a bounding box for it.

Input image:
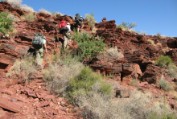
[20,4,35,12]
[43,55,84,96]
[6,56,37,82]
[39,9,51,15]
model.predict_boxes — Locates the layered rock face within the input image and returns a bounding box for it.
[0,1,177,114]
[1,1,176,83]
[89,20,176,84]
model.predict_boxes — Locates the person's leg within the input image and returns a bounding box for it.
[65,32,71,48]
[36,48,44,67]
[63,35,68,48]
[60,34,65,55]
[77,26,80,32]
[75,22,80,32]
[78,21,83,32]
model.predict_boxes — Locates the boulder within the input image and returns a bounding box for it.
[167,38,177,48]
[122,63,142,80]
[0,97,21,113]
[0,108,9,119]
[141,64,162,84]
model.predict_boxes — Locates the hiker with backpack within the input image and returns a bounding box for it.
[102,17,107,22]
[32,33,47,67]
[58,18,71,49]
[74,13,84,32]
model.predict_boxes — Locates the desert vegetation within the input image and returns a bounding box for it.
[1,1,177,118]
[39,8,52,15]
[117,22,136,30]
[21,13,36,22]
[72,31,105,61]
[4,0,22,7]
[0,12,13,35]
[85,14,96,30]
[6,56,37,83]
[155,55,173,67]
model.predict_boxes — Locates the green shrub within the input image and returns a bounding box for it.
[85,14,96,30]
[156,56,177,79]
[117,22,136,30]
[0,12,13,35]
[66,67,112,103]
[72,32,106,61]
[155,55,173,67]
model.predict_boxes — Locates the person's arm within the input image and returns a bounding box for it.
[43,38,48,53]
[67,24,71,32]
[44,43,47,53]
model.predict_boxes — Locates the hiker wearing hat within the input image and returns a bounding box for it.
[31,32,47,67]
[102,17,107,22]
[74,13,84,32]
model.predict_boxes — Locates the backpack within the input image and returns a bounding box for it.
[59,20,67,29]
[75,14,83,25]
[32,33,44,49]
[75,14,83,22]
[59,27,69,34]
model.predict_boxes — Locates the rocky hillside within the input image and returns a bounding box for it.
[0,1,177,119]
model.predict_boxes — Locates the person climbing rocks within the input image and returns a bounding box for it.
[58,17,71,50]
[102,17,107,22]
[65,22,72,48]
[32,32,47,67]
[74,13,84,32]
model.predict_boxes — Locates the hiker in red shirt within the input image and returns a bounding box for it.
[59,18,68,34]
[57,18,71,50]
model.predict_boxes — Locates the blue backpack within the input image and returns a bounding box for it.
[32,33,44,49]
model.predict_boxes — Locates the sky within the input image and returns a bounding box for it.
[22,0,177,37]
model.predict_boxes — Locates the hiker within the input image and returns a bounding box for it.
[74,13,84,32]
[102,17,107,22]
[32,33,47,67]
[65,22,72,47]
[58,18,71,49]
